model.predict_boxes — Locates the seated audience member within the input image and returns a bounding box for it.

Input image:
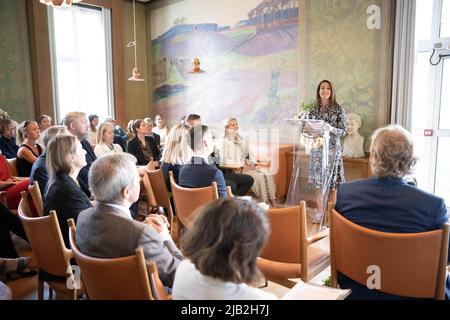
[37,115,52,132]
[76,153,183,288]
[186,114,201,128]
[87,114,99,148]
[153,114,170,148]
[219,118,276,206]
[335,124,450,300]
[0,119,19,159]
[94,122,123,157]
[173,198,276,300]
[160,123,192,191]
[188,115,253,196]
[64,112,97,197]
[30,126,69,194]
[0,150,29,210]
[144,117,161,150]
[178,125,227,198]
[16,120,43,177]
[104,117,127,151]
[44,134,92,249]
[127,119,161,165]
[0,204,30,260]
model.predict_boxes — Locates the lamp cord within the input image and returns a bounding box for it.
[133,0,137,69]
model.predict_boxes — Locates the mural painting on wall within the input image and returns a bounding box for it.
[151,0,299,125]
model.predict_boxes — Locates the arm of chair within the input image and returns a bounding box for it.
[226,186,234,198]
[256,258,301,279]
[306,228,329,246]
[256,160,271,168]
[146,261,171,300]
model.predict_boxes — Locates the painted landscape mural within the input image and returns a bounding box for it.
[150,0,299,126]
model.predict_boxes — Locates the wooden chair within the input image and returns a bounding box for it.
[141,171,157,211]
[6,158,19,177]
[17,198,82,300]
[28,181,43,217]
[67,219,168,300]
[257,201,330,288]
[329,206,449,299]
[146,168,174,234]
[169,171,219,241]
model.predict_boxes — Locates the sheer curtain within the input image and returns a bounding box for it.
[391,0,416,129]
[49,4,114,123]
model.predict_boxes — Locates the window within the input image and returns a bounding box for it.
[411,0,450,206]
[49,4,114,123]
[440,0,450,38]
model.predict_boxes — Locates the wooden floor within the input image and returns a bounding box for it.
[5,199,330,300]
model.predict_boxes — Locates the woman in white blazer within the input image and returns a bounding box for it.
[94,122,123,158]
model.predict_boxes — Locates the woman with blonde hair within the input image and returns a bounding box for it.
[94,122,124,157]
[44,134,92,249]
[16,120,43,177]
[218,118,277,207]
[160,123,192,190]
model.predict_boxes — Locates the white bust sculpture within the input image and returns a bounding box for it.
[342,113,365,158]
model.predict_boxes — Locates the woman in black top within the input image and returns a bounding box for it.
[44,134,92,249]
[126,119,161,166]
[16,120,43,177]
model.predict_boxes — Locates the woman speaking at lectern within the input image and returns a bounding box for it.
[303,80,347,207]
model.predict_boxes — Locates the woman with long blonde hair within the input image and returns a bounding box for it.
[160,123,192,190]
[94,122,124,157]
[218,118,276,207]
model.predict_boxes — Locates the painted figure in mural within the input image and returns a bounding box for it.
[189,58,205,73]
[342,113,365,158]
[267,69,280,105]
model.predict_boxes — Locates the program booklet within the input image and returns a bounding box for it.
[281,280,351,300]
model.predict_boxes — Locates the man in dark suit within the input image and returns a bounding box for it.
[63,112,97,197]
[186,115,253,196]
[179,125,227,198]
[76,153,183,288]
[335,125,449,300]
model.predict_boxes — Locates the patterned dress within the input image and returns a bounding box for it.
[306,104,347,190]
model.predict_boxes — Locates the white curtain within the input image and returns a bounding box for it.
[391,0,416,130]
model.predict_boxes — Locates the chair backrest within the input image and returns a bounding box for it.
[260,202,306,264]
[169,171,218,228]
[18,191,35,218]
[17,208,72,277]
[330,208,449,299]
[141,171,157,208]
[6,158,18,177]
[28,181,44,217]
[146,168,171,209]
[68,219,158,300]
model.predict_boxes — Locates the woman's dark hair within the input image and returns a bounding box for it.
[88,115,99,131]
[132,119,144,135]
[314,79,339,108]
[182,198,270,285]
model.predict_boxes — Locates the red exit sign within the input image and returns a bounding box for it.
[424,129,433,136]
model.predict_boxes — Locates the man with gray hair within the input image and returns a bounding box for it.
[335,124,449,299]
[75,153,183,288]
[63,111,97,196]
